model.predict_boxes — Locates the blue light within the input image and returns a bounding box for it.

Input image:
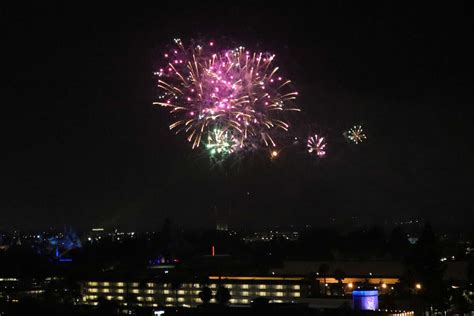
[352,290,378,311]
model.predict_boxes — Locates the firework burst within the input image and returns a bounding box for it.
[154,39,300,157]
[307,134,327,157]
[206,128,238,159]
[345,125,367,144]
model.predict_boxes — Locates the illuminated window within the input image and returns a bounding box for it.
[229,299,236,303]
[194,290,201,295]
[146,290,154,294]
[87,295,98,300]
[102,282,110,286]
[132,289,139,294]
[131,282,139,287]
[178,298,184,302]
[241,291,249,296]
[241,284,249,289]
[147,283,154,288]
[209,284,216,289]
[106,296,113,300]
[194,298,201,303]
[116,289,124,293]
[225,284,233,289]
[292,292,300,297]
[274,285,283,290]
[292,285,300,290]
[88,288,98,293]
[103,288,111,293]
[258,291,267,296]
[275,292,284,297]
[258,285,267,289]
[136,296,143,301]
[241,299,249,304]
[178,290,185,295]
[163,290,170,294]
[116,282,124,287]
[194,283,200,288]
[117,296,124,300]
[166,297,174,302]
[88,282,98,286]
[146,297,154,302]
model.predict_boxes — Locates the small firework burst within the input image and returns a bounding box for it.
[307,134,327,157]
[345,125,367,144]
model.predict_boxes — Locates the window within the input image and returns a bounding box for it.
[258,285,267,289]
[258,291,267,296]
[276,292,284,297]
[292,285,300,290]
[117,296,124,300]
[132,289,139,294]
[116,282,124,287]
[163,290,170,294]
[147,283,154,288]
[146,297,154,302]
[102,282,110,286]
[102,288,110,293]
[131,282,139,287]
[106,296,113,300]
[177,290,185,295]
[88,288,98,293]
[136,297,143,301]
[178,297,184,302]
[146,290,154,294]
[274,285,283,290]
[241,284,249,289]
[166,297,174,302]
[116,289,124,293]
[241,291,249,296]
[292,292,300,297]
[241,299,249,304]
[88,282,98,286]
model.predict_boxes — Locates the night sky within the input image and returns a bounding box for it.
[2,3,473,230]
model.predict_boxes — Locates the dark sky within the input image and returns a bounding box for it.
[2,3,473,231]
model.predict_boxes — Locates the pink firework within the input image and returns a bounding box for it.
[307,134,327,157]
[154,39,300,152]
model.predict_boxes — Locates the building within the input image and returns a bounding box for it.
[81,276,304,308]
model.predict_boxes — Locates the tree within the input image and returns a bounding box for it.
[215,286,231,305]
[334,268,346,296]
[407,222,447,312]
[198,286,212,304]
[319,263,330,296]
